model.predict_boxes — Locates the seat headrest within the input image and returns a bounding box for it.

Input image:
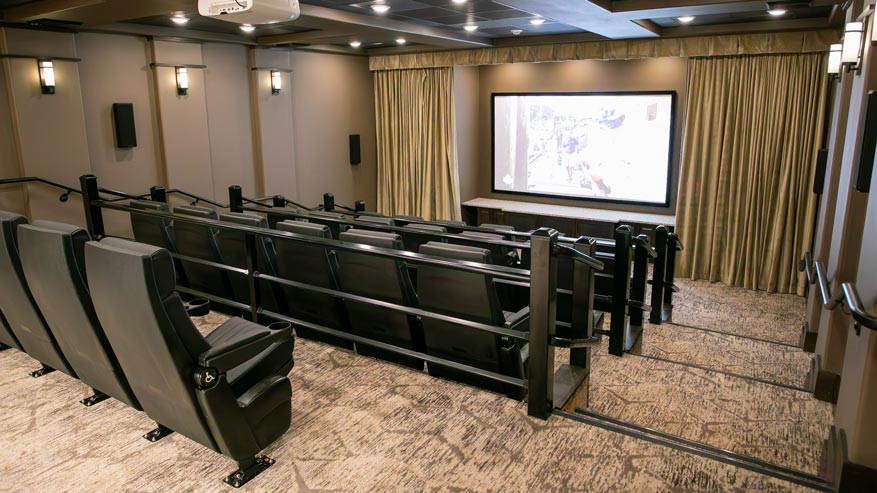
[480,224,515,232]
[129,200,169,212]
[420,241,491,264]
[433,220,467,227]
[354,215,395,226]
[27,220,86,237]
[173,205,218,220]
[277,220,332,239]
[0,210,26,224]
[460,231,504,241]
[91,237,177,297]
[402,223,447,234]
[308,211,347,220]
[219,212,268,228]
[394,215,424,222]
[340,229,403,250]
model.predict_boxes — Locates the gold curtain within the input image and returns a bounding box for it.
[676,53,827,295]
[374,67,460,221]
[369,30,837,71]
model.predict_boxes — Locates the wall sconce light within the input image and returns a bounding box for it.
[270,70,282,95]
[828,43,843,77]
[842,21,864,71]
[38,60,55,94]
[175,67,188,96]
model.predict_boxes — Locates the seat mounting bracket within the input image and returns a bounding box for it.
[224,456,275,488]
[29,365,55,378]
[143,424,174,442]
[80,390,110,407]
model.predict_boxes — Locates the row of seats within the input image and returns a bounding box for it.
[0,210,295,486]
[127,201,530,397]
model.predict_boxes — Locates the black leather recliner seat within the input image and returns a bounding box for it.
[302,211,349,239]
[0,309,18,351]
[129,200,177,249]
[0,211,75,377]
[172,206,236,308]
[18,221,141,408]
[85,237,294,487]
[336,229,423,369]
[218,212,286,315]
[353,215,395,227]
[417,241,529,398]
[274,221,353,349]
[456,231,519,267]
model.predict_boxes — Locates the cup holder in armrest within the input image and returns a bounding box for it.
[185,299,211,317]
[267,321,293,332]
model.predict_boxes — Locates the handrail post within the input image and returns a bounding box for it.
[571,237,596,370]
[649,226,668,324]
[245,231,261,323]
[79,174,105,240]
[149,186,167,203]
[528,227,558,419]
[323,193,335,212]
[228,186,243,213]
[272,195,286,208]
[629,235,650,331]
[609,226,632,356]
[355,200,366,213]
[664,233,679,316]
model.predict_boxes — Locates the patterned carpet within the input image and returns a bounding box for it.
[0,279,832,492]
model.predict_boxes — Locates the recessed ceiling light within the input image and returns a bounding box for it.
[463,24,478,32]
[396,38,406,45]
[240,23,256,32]
[371,2,390,13]
[350,41,362,48]
[452,0,467,3]
[530,18,545,25]
[511,29,523,35]
[677,16,695,23]
[767,8,787,16]
[171,15,188,25]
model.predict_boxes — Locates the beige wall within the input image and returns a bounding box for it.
[471,57,689,214]
[0,27,377,230]
[454,66,480,203]
[290,50,377,210]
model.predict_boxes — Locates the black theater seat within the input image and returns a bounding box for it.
[303,211,349,239]
[274,221,353,349]
[129,200,176,249]
[18,221,140,408]
[336,229,423,369]
[218,212,286,315]
[85,237,294,487]
[417,241,529,398]
[0,211,75,377]
[400,223,447,254]
[456,231,519,267]
[354,215,395,227]
[0,309,18,351]
[172,206,235,308]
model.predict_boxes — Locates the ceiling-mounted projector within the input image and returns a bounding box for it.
[198,0,300,25]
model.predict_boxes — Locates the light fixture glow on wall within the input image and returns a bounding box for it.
[842,22,864,70]
[270,70,282,95]
[827,43,842,76]
[175,67,189,96]
[38,60,55,95]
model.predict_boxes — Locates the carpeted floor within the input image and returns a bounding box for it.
[0,278,832,492]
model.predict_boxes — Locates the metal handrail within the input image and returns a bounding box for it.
[556,244,605,271]
[799,253,877,333]
[165,189,229,209]
[631,234,658,258]
[668,233,684,251]
[0,177,149,202]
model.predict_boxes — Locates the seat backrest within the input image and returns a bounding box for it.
[217,212,284,313]
[85,237,219,451]
[0,309,18,350]
[336,229,421,366]
[0,211,74,375]
[479,224,516,233]
[304,211,349,238]
[274,221,349,338]
[129,200,176,250]
[19,221,140,408]
[454,231,511,266]
[172,206,234,302]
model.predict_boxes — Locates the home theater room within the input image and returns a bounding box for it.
[0,0,875,491]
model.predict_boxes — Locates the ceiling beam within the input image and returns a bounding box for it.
[610,0,770,19]
[494,0,659,38]
[257,30,354,45]
[0,0,105,22]
[661,16,836,36]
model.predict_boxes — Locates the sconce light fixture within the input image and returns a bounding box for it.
[827,43,842,77]
[271,70,282,95]
[842,21,864,71]
[175,67,189,96]
[38,60,55,94]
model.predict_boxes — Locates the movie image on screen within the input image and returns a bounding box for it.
[492,92,675,206]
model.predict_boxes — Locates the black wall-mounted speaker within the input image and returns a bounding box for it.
[349,134,361,165]
[856,91,877,193]
[813,148,829,195]
[112,103,137,149]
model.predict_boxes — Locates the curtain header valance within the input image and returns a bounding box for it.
[369,29,838,71]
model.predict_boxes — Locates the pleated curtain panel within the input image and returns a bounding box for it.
[676,53,827,295]
[374,67,461,221]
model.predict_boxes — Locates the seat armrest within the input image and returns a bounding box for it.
[504,306,530,331]
[199,323,293,373]
[520,343,529,363]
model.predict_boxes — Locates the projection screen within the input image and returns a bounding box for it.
[492,92,676,206]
